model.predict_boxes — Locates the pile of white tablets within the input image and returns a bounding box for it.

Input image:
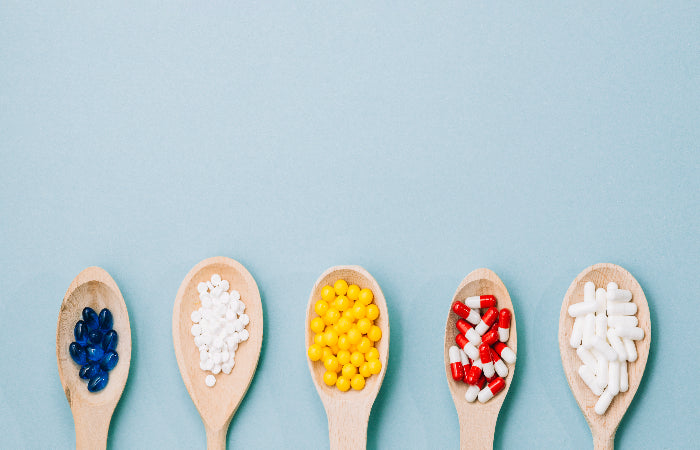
[568,281,643,415]
[190,274,249,387]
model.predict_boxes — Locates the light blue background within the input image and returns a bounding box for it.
[1,1,698,448]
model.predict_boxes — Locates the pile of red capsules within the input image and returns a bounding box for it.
[448,295,516,403]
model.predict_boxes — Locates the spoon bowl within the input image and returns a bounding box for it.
[56,266,132,450]
[173,256,263,450]
[444,268,517,450]
[305,265,389,450]
[559,263,650,450]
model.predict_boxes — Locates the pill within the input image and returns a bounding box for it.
[82,307,99,330]
[87,372,109,392]
[449,346,465,381]
[459,349,471,384]
[584,281,596,303]
[465,376,486,403]
[481,325,499,347]
[620,361,629,392]
[466,359,483,385]
[455,333,479,360]
[595,314,607,339]
[607,361,620,395]
[87,345,105,362]
[593,349,608,388]
[479,343,495,379]
[576,347,598,369]
[570,317,584,348]
[490,348,508,378]
[582,313,596,349]
[622,337,637,362]
[595,288,607,315]
[607,315,638,328]
[475,307,499,335]
[452,301,481,325]
[205,375,216,387]
[79,363,100,380]
[197,282,208,293]
[211,274,221,286]
[591,336,618,361]
[74,321,89,346]
[464,295,497,309]
[595,388,615,415]
[456,319,482,346]
[101,351,119,371]
[69,343,88,365]
[568,301,597,318]
[493,342,516,364]
[614,326,644,340]
[578,365,603,396]
[98,309,113,331]
[478,377,505,403]
[102,330,118,352]
[606,328,628,361]
[607,282,618,291]
[498,309,511,342]
[607,302,637,316]
[607,289,632,303]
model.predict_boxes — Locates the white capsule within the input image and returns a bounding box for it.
[494,358,508,377]
[568,301,597,318]
[478,385,497,403]
[197,282,208,294]
[465,384,480,403]
[595,288,607,315]
[622,338,637,362]
[219,280,229,291]
[576,347,598,369]
[570,317,584,348]
[614,326,644,340]
[607,302,637,316]
[607,289,632,303]
[595,314,607,339]
[211,274,221,286]
[591,336,618,361]
[607,282,618,292]
[595,388,616,415]
[593,350,608,387]
[459,349,469,366]
[239,329,249,341]
[606,328,628,361]
[607,361,620,396]
[578,365,603,396]
[582,313,596,349]
[460,341,479,360]
[620,361,629,392]
[607,315,638,328]
[205,375,216,387]
[584,281,596,303]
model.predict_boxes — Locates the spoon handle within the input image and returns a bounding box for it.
[205,425,227,450]
[73,408,110,450]
[325,401,371,450]
[458,410,498,450]
[594,432,615,450]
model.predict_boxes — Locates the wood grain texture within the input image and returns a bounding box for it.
[172,256,263,450]
[444,268,517,450]
[56,267,132,450]
[305,266,390,450]
[559,263,651,450]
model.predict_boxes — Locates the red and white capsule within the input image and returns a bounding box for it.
[498,308,511,342]
[478,377,506,403]
[464,375,486,403]
[479,343,495,378]
[452,301,481,325]
[456,319,482,346]
[481,323,499,346]
[459,349,471,384]
[464,295,497,309]
[490,348,508,377]
[455,333,479,360]
[449,346,464,381]
[493,341,516,364]
[466,358,483,384]
[475,307,499,335]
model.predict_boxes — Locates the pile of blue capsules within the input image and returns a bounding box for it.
[69,307,119,392]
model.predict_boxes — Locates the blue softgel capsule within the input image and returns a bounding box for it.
[82,307,99,330]
[98,309,113,331]
[69,342,87,365]
[102,330,118,352]
[87,371,109,392]
[101,351,119,371]
[74,320,89,345]
[88,329,103,345]
[79,363,101,380]
[86,345,104,362]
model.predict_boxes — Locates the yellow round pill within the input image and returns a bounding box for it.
[351,303,367,320]
[367,325,382,342]
[314,333,324,346]
[336,375,350,392]
[324,356,339,372]
[321,285,336,302]
[323,330,338,347]
[337,334,351,350]
[357,318,372,334]
[334,279,348,296]
[323,370,337,386]
[365,347,379,361]
[337,350,351,365]
[358,288,373,305]
[335,295,352,312]
[359,362,372,377]
[368,359,382,375]
[347,284,360,301]
[322,347,333,361]
[357,337,372,353]
[351,374,366,390]
[308,344,323,361]
[342,309,354,319]
[366,304,379,320]
[350,351,365,367]
[347,327,362,344]
[323,308,340,325]
[310,317,325,334]
[342,363,357,378]
[314,300,329,317]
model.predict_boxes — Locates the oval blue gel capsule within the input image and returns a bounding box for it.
[102,330,118,352]
[101,351,119,371]
[74,320,89,345]
[79,363,100,380]
[82,307,99,330]
[88,329,103,345]
[88,371,109,392]
[69,342,87,365]
[86,345,104,362]
[98,308,113,331]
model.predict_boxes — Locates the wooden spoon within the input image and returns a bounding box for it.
[559,263,651,450]
[444,268,517,450]
[56,266,132,450]
[305,265,390,450]
[172,256,263,450]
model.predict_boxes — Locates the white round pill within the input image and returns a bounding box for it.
[191,310,202,323]
[239,329,249,341]
[197,282,208,293]
[205,375,216,387]
[211,274,221,286]
[230,290,241,302]
[219,280,229,291]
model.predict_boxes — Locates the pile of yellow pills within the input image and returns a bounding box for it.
[308,279,382,391]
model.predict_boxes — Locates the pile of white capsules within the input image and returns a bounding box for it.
[568,281,643,415]
[190,274,249,387]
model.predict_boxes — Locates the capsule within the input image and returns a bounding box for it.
[464,295,496,309]
[620,361,629,392]
[607,289,632,303]
[87,345,105,362]
[607,315,638,328]
[622,337,637,362]
[607,302,637,316]
[607,361,620,396]
[456,319,482,346]
[452,301,481,325]
[74,321,89,346]
[498,309,511,342]
[88,371,109,392]
[595,387,616,415]
[578,365,603,396]
[475,307,499,335]
[465,375,486,402]
[88,329,103,345]
[102,330,119,352]
[479,344,495,379]
[594,314,607,339]
[583,281,596,303]
[82,307,99,330]
[576,347,597,369]
[595,287,607,314]
[448,346,465,381]
[79,363,101,380]
[606,328,628,361]
[101,351,119,371]
[459,349,471,384]
[614,326,644,340]
[569,301,597,318]
[591,336,618,361]
[582,313,595,349]
[98,308,113,330]
[455,333,479,360]
[466,359,483,385]
[593,349,608,388]
[481,324,499,346]
[490,348,508,377]
[69,342,88,365]
[478,377,505,403]
[569,316,583,348]
[493,342,516,364]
